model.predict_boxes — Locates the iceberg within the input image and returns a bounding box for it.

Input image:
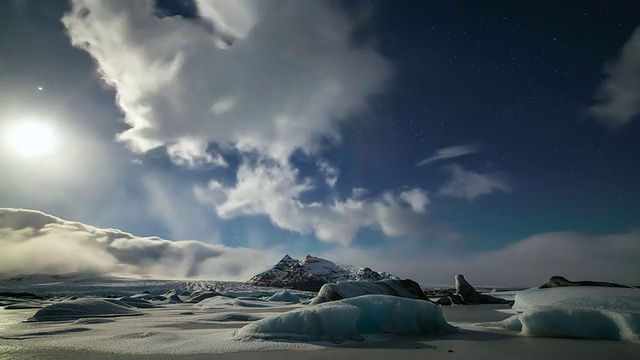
[484,287,640,342]
[236,294,456,342]
[310,279,427,305]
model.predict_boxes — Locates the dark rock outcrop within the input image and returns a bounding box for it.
[435,274,512,305]
[539,276,632,289]
[310,279,429,305]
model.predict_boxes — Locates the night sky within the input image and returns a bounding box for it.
[1,0,639,286]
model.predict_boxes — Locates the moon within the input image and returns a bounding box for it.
[5,121,58,158]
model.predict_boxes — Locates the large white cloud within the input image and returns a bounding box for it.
[194,162,429,245]
[590,27,640,128]
[0,208,280,280]
[62,0,392,163]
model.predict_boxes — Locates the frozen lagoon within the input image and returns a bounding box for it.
[1,281,639,359]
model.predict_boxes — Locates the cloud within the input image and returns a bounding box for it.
[62,0,392,163]
[438,164,511,201]
[141,173,221,242]
[320,230,640,288]
[590,27,640,128]
[0,208,280,280]
[416,143,481,166]
[166,137,227,168]
[317,160,339,188]
[194,162,429,245]
[399,188,429,213]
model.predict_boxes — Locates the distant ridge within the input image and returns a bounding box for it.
[247,255,399,292]
[539,276,632,289]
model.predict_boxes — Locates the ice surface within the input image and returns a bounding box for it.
[236,294,456,341]
[194,312,262,322]
[268,290,301,303]
[27,298,143,321]
[0,276,315,300]
[484,287,640,342]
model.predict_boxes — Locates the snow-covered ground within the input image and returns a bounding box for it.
[1,279,639,359]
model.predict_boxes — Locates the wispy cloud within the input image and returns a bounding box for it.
[590,27,640,128]
[416,143,481,167]
[194,162,429,245]
[166,137,227,169]
[317,160,340,188]
[438,164,511,201]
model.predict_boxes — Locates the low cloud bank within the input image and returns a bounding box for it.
[0,208,278,280]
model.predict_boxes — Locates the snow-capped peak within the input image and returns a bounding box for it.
[247,255,398,292]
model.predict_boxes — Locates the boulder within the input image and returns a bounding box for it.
[436,274,512,305]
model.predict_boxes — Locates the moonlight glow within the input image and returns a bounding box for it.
[6,121,58,158]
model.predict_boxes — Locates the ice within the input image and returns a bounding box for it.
[511,287,640,313]
[310,279,426,305]
[484,287,640,342]
[27,298,143,322]
[236,294,456,341]
[268,290,301,303]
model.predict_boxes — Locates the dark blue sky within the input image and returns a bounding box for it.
[0,0,639,285]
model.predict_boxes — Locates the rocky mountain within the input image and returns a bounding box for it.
[246,255,399,292]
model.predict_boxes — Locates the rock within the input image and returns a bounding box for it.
[444,274,512,305]
[310,279,429,305]
[539,276,632,289]
[435,297,452,306]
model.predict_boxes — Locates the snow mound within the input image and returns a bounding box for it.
[236,294,455,342]
[485,287,640,342]
[184,290,222,303]
[116,297,156,308]
[27,298,143,322]
[268,291,300,303]
[197,312,262,322]
[194,296,269,308]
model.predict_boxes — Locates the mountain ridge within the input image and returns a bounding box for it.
[247,254,399,292]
